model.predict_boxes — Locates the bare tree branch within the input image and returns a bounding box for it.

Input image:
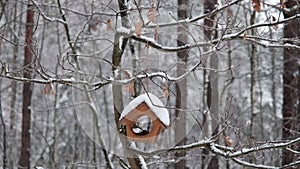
[31,0,66,24]
[116,13,300,52]
[0,57,202,90]
[145,0,244,28]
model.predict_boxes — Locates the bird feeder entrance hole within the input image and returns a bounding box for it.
[119,93,170,143]
[132,115,154,136]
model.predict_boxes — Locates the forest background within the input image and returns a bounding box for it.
[0,0,299,168]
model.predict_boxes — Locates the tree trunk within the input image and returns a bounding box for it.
[203,0,218,168]
[175,0,188,168]
[281,0,300,166]
[0,79,7,169]
[112,32,142,169]
[18,3,34,169]
[249,11,256,140]
[112,0,143,168]
[9,3,22,168]
[249,11,257,164]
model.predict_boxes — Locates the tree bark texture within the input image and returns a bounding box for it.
[19,3,34,169]
[282,0,300,166]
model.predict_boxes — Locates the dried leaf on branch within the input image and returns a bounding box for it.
[223,135,233,147]
[280,0,288,9]
[89,18,99,30]
[122,70,135,95]
[154,25,159,41]
[43,82,55,96]
[127,82,135,95]
[148,5,156,23]
[251,0,261,12]
[135,21,143,37]
[49,82,55,96]
[271,15,279,30]
[106,19,112,31]
[243,31,247,41]
[163,83,169,98]
[227,8,234,18]
[122,69,132,79]
[43,84,47,96]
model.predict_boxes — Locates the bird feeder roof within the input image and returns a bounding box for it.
[119,93,170,126]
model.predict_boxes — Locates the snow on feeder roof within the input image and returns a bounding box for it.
[120,93,170,126]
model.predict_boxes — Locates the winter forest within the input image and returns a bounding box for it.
[0,0,299,168]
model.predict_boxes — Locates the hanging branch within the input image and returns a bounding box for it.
[128,136,300,168]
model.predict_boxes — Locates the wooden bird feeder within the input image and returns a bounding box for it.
[119,93,170,143]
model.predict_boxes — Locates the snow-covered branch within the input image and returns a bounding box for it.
[208,137,300,158]
[1,71,105,87]
[231,158,277,169]
[145,0,244,28]
[231,13,300,38]
[128,137,300,168]
[116,14,300,52]
[281,160,300,169]
[207,137,300,168]
[0,58,202,90]
[31,0,67,24]
[34,3,116,17]
[93,59,202,90]
[129,138,214,156]
[232,157,299,169]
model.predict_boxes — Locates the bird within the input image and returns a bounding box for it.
[132,124,150,135]
[119,125,127,136]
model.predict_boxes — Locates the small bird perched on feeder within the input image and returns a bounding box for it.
[132,124,149,135]
[119,125,127,136]
[132,115,152,135]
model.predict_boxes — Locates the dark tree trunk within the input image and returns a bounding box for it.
[18,3,34,169]
[0,80,7,169]
[203,0,219,169]
[175,0,188,168]
[281,0,300,166]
